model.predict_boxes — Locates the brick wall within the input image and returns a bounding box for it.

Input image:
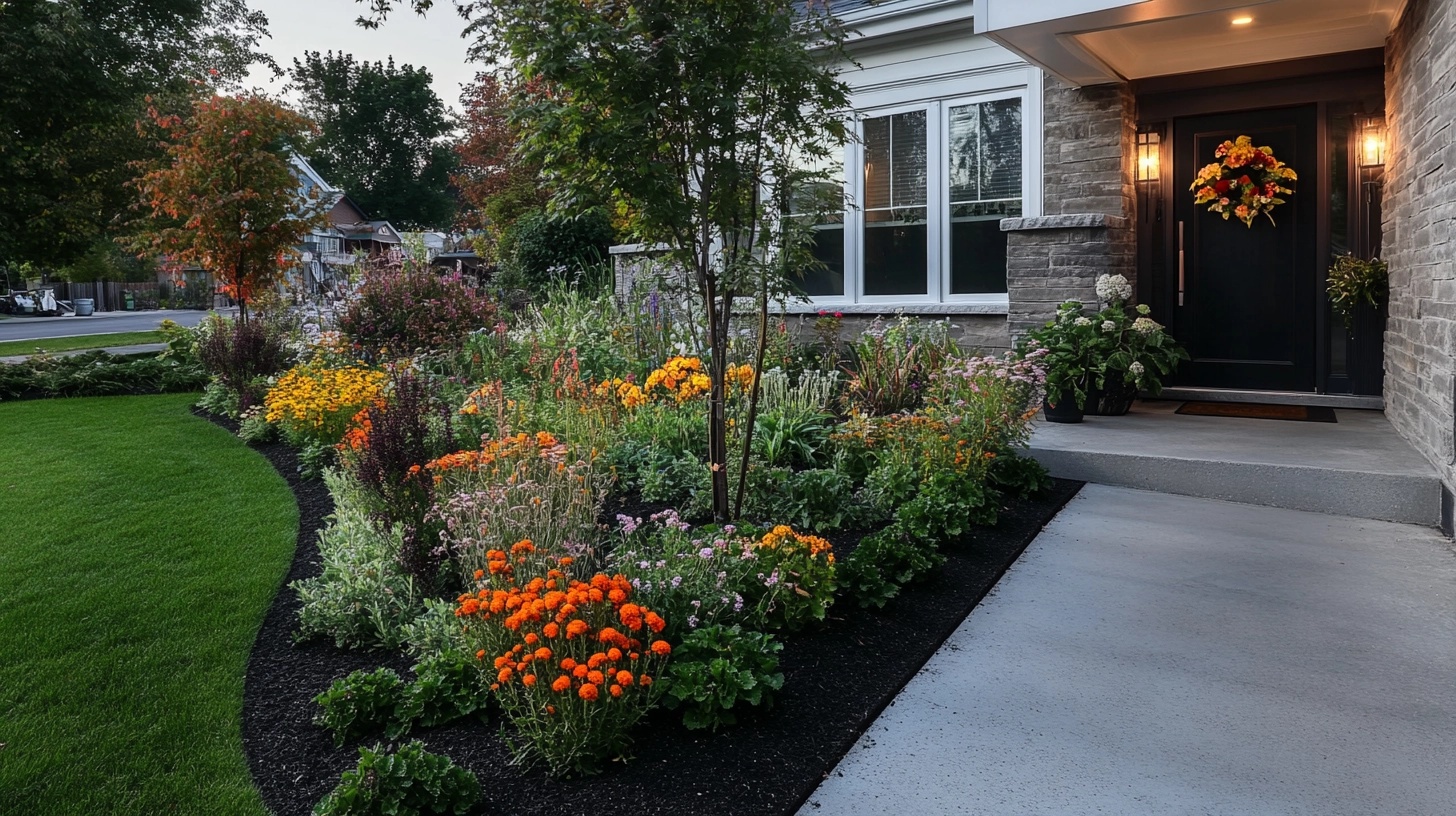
[1383,0,1456,502]
[1005,77,1137,338]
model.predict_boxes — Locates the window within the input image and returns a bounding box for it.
[804,91,1030,305]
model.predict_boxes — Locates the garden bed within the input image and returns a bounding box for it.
[233,421,1080,816]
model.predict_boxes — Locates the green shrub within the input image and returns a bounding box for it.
[313,668,412,745]
[507,208,616,294]
[293,471,424,651]
[988,451,1051,499]
[0,351,209,402]
[401,599,466,660]
[895,469,997,543]
[403,651,491,729]
[839,528,946,610]
[313,741,479,816]
[663,625,784,731]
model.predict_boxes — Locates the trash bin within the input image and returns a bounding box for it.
[74,298,94,316]
[122,290,135,311]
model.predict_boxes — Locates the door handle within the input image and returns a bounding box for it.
[1177,221,1186,307]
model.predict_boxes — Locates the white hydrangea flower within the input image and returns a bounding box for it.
[1101,320,1117,332]
[1095,273,1133,304]
[1136,303,1152,315]
[1132,316,1163,335]
[1074,316,1092,326]
[1129,361,1145,376]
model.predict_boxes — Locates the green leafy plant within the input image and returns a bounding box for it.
[838,528,947,609]
[989,451,1051,499]
[313,668,412,746]
[753,410,831,468]
[313,740,479,816]
[403,652,491,730]
[1328,254,1389,328]
[662,625,785,731]
[505,207,617,295]
[1022,302,1105,410]
[1089,275,1189,395]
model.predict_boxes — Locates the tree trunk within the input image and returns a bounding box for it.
[734,274,771,518]
[703,272,730,522]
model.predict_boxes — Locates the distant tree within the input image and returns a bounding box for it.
[130,94,328,320]
[453,72,549,254]
[290,51,458,229]
[0,0,276,269]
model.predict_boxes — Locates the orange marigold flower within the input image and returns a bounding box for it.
[615,670,633,686]
[566,619,589,639]
[651,640,672,656]
[546,705,556,715]
[607,648,623,662]
[644,611,666,633]
[493,655,510,669]
[560,657,577,671]
[610,684,624,698]
[639,675,653,686]
[498,668,513,683]
[534,647,552,661]
[573,664,589,679]
[476,649,486,661]
[578,683,599,701]
[597,627,622,645]
[608,588,627,604]
[587,653,607,669]
[551,675,571,693]
[522,674,537,687]
[543,622,560,639]
[524,632,539,645]
[587,669,605,685]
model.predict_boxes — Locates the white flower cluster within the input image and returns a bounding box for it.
[1095,273,1133,304]
[1129,361,1146,376]
[1074,316,1092,327]
[1132,316,1163,335]
[1101,320,1117,333]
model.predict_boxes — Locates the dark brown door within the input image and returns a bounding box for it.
[1171,106,1318,391]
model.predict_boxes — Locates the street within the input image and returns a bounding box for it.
[0,308,235,342]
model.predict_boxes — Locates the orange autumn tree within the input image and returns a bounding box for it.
[132,93,328,319]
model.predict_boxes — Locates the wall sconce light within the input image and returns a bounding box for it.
[1358,116,1386,167]
[1136,128,1161,182]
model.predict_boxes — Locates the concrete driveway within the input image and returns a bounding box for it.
[801,485,1456,816]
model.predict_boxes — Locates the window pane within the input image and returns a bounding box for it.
[948,98,1022,295]
[950,201,1019,294]
[786,140,845,297]
[801,226,845,296]
[863,110,928,296]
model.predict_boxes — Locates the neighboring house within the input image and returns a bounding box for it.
[291,155,404,294]
[402,231,450,261]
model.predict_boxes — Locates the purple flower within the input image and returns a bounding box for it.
[698,547,715,559]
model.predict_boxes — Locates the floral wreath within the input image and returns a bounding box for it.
[1190,135,1297,227]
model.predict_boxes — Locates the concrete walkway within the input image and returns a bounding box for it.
[800,485,1456,816]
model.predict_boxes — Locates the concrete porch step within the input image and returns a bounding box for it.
[1027,400,1443,527]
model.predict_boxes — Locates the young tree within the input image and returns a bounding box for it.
[131,93,327,320]
[465,0,852,521]
[290,51,458,229]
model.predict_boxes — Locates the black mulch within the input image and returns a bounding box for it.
[223,416,1081,816]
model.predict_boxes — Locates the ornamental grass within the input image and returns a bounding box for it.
[455,549,671,775]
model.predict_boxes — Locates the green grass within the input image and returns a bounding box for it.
[0,330,166,357]
[0,394,297,815]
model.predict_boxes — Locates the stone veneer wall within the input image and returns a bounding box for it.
[1383,0,1456,511]
[1005,77,1137,338]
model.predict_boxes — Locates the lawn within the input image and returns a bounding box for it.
[0,394,297,816]
[0,330,165,357]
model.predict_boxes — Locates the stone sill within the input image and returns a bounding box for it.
[781,302,1009,316]
[1000,213,1129,232]
[608,242,672,255]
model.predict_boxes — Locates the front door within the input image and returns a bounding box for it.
[1170,106,1318,391]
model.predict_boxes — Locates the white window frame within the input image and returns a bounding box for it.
[803,67,1042,310]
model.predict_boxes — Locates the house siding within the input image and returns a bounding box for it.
[1006,77,1136,339]
[1383,0,1456,500]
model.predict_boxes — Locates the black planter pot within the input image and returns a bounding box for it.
[1087,379,1136,416]
[1042,391,1086,424]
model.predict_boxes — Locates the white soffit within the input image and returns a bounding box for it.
[979,0,1409,85]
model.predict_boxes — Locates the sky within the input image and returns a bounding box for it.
[243,0,478,112]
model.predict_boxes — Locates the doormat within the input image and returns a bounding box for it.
[1176,401,1337,423]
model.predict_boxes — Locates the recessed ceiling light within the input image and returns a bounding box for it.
[1231,15,1254,25]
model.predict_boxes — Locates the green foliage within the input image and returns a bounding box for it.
[505,208,617,295]
[401,599,467,660]
[895,470,997,543]
[313,741,479,816]
[0,351,208,402]
[338,261,498,357]
[293,471,424,650]
[404,651,491,729]
[313,668,412,746]
[740,467,863,532]
[753,410,832,469]
[988,451,1051,500]
[663,625,785,731]
[839,529,946,610]
[195,314,295,410]
[1023,302,1104,410]
[291,51,458,229]
[1328,254,1389,328]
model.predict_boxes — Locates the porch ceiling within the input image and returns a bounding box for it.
[977,0,1409,86]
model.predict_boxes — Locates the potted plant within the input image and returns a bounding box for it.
[1327,254,1388,331]
[1086,274,1189,416]
[1023,301,1105,423]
